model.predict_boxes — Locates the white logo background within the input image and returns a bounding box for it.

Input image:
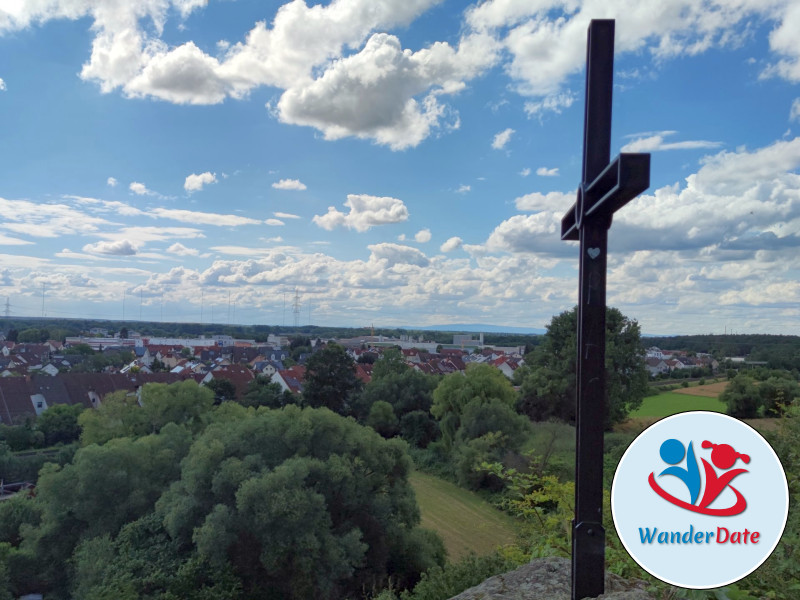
[612,411,789,589]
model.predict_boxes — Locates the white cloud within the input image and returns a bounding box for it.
[519,167,531,177]
[621,131,723,152]
[83,239,139,256]
[0,233,34,245]
[166,242,199,256]
[313,194,409,232]
[95,226,205,243]
[0,196,113,238]
[456,184,471,193]
[151,208,261,226]
[791,98,800,122]
[6,0,800,154]
[491,127,514,150]
[0,78,5,91]
[107,177,118,187]
[129,181,154,196]
[414,228,432,243]
[514,190,574,212]
[524,92,575,118]
[368,243,430,267]
[277,32,497,150]
[486,212,565,255]
[536,166,559,176]
[265,219,285,226]
[184,171,217,192]
[440,236,463,252]
[274,212,301,219]
[272,178,307,191]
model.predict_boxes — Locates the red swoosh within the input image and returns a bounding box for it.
[648,472,747,516]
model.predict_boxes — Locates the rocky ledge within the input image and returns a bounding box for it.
[449,557,655,600]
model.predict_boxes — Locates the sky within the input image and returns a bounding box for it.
[1,0,800,335]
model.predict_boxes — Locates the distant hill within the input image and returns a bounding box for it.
[410,323,545,335]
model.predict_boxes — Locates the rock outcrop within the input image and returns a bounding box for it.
[449,557,655,600]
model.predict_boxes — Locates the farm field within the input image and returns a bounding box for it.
[630,391,726,419]
[409,471,518,561]
[671,381,729,397]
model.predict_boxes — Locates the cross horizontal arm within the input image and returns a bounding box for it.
[561,152,650,241]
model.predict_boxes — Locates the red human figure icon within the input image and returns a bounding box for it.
[698,441,750,512]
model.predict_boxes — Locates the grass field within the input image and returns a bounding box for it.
[630,391,727,418]
[409,471,518,560]
[671,381,729,397]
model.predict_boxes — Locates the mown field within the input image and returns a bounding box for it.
[630,391,727,418]
[409,471,518,560]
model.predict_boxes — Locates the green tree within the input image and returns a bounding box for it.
[79,381,214,445]
[157,406,444,599]
[23,424,193,595]
[516,307,648,428]
[373,348,409,380]
[758,376,800,416]
[367,400,399,437]
[64,343,94,356]
[431,364,517,448]
[240,375,296,409]
[204,378,237,404]
[18,328,48,343]
[302,343,362,415]
[721,374,760,418]
[354,368,436,422]
[36,404,83,446]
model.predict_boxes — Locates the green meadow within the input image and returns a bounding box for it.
[630,391,726,418]
[409,471,518,560]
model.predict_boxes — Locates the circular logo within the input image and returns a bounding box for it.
[611,411,789,589]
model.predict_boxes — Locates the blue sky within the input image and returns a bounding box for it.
[1,0,800,335]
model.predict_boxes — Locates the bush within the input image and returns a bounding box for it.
[397,552,523,600]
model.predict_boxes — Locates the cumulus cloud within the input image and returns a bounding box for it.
[129,181,154,196]
[519,167,531,177]
[0,78,5,91]
[107,177,118,187]
[272,178,307,191]
[7,0,800,151]
[491,127,514,150]
[277,32,497,150]
[368,243,430,267]
[264,219,285,226]
[83,239,139,256]
[621,131,723,152]
[456,184,471,193]
[440,236,463,252]
[536,167,559,176]
[166,242,199,256]
[274,212,301,219]
[514,190,574,212]
[414,228,432,243]
[184,171,217,192]
[313,194,409,232]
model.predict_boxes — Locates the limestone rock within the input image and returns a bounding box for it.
[448,557,654,600]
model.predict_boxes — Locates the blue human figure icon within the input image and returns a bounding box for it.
[658,438,701,505]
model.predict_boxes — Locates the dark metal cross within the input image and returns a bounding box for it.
[560,20,650,600]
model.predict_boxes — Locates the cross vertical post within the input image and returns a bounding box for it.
[561,19,651,600]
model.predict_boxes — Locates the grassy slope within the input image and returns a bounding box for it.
[409,471,518,561]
